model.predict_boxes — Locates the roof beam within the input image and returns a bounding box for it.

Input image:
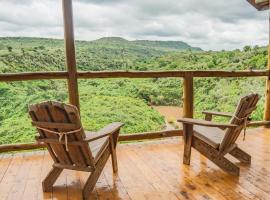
[247,0,269,11]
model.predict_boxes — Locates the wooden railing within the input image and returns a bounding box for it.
[0,70,269,82]
[1,69,270,153]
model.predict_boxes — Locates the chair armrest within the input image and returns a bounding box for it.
[84,122,124,142]
[177,118,237,128]
[202,110,233,118]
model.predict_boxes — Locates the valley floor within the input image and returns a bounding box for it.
[0,128,270,200]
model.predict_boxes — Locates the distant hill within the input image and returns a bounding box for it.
[133,40,202,51]
[95,37,129,43]
[94,37,202,51]
[0,37,202,55]
[0,37,203,72]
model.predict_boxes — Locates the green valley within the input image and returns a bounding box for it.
[0,37,267,144]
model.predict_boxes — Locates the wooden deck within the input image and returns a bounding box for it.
[0,128,270,200]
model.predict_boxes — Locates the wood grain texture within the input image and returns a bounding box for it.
[178,118,238,128]
[192,137,240,176]
[1,127,270,199]
[0,70,269,83]
[182,73,193,118]
[62,0,80,109]
[0,72,67,82]
[180,94,260,176]
[28,101,122,199]
[264,44,270,121]
[78,70,270,78]
[202,110,233,118]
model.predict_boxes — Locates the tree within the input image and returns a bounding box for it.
[7,46,12,52]
[253,45,259,54]
[21,48,25,55]
[243,46,251,52]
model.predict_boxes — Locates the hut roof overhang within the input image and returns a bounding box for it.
[247,0,269,11]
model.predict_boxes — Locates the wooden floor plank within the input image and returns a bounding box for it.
[0,153,23,200]
[21,151,46,200]
[0,128,270,200]
[66,170,83,200]
[0,154,13,183]
[52,164,68,200]
[136,141,217,200]
[7,152,35,200]
[37,152,53,200]
[103,158,132,200]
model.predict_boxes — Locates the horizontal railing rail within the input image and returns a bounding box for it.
[0,69,269,82]
[0,129,183,153]
[0,71,68,82]
[78,70,270,78]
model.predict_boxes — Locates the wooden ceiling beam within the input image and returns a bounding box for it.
[247,0,269,11]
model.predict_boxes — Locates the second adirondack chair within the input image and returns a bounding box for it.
[178,93,259,176]
[29,101,123,200]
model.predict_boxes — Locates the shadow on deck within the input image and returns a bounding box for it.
[0,128,270,200]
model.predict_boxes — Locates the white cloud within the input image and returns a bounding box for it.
[0,0,268,50]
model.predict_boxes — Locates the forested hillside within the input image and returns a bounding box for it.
[0,37,267,144]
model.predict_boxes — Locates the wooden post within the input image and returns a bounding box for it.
[183,72,194,118]
[62,0,80,110]
[264,18,270,122]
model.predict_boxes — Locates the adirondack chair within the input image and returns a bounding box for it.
[28,101,123,200]
[178,93,259,176]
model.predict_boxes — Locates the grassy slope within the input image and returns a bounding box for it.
[0,37,268,144]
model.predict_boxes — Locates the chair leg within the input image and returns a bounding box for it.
[183,124,193,165]
[110,136,118,173]
[82,148,110,200]
[193,137,240,176]
[230,147,251,164]
[42,167,63,192]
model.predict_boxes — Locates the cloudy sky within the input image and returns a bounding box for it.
[0,0,268,50]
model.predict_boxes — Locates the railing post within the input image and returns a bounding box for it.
[264,17,270,123]
[62,0,80,110]
[183,72,194,118]
[264,45,270,122]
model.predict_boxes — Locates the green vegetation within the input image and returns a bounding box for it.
[0,37,268,144]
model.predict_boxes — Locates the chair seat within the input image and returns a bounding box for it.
[193,125,225,149]
[85,131,110,162]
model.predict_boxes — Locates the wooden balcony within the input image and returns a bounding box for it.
[0,127,269,200]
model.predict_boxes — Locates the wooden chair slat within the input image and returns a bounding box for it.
[32,121,79,130]
[36,137,87,146]
[61,102,95,168]
[30,103,71,164]
[29,110,58,163]
[48,102,86,167]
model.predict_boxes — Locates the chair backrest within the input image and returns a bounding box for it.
[29,101,95,169]
[219,93,260,154]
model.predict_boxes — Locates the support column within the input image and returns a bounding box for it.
[183,72,194,118]
[62,0,80,110]
[263,18,270,121]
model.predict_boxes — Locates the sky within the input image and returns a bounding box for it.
[0,0,268,50]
